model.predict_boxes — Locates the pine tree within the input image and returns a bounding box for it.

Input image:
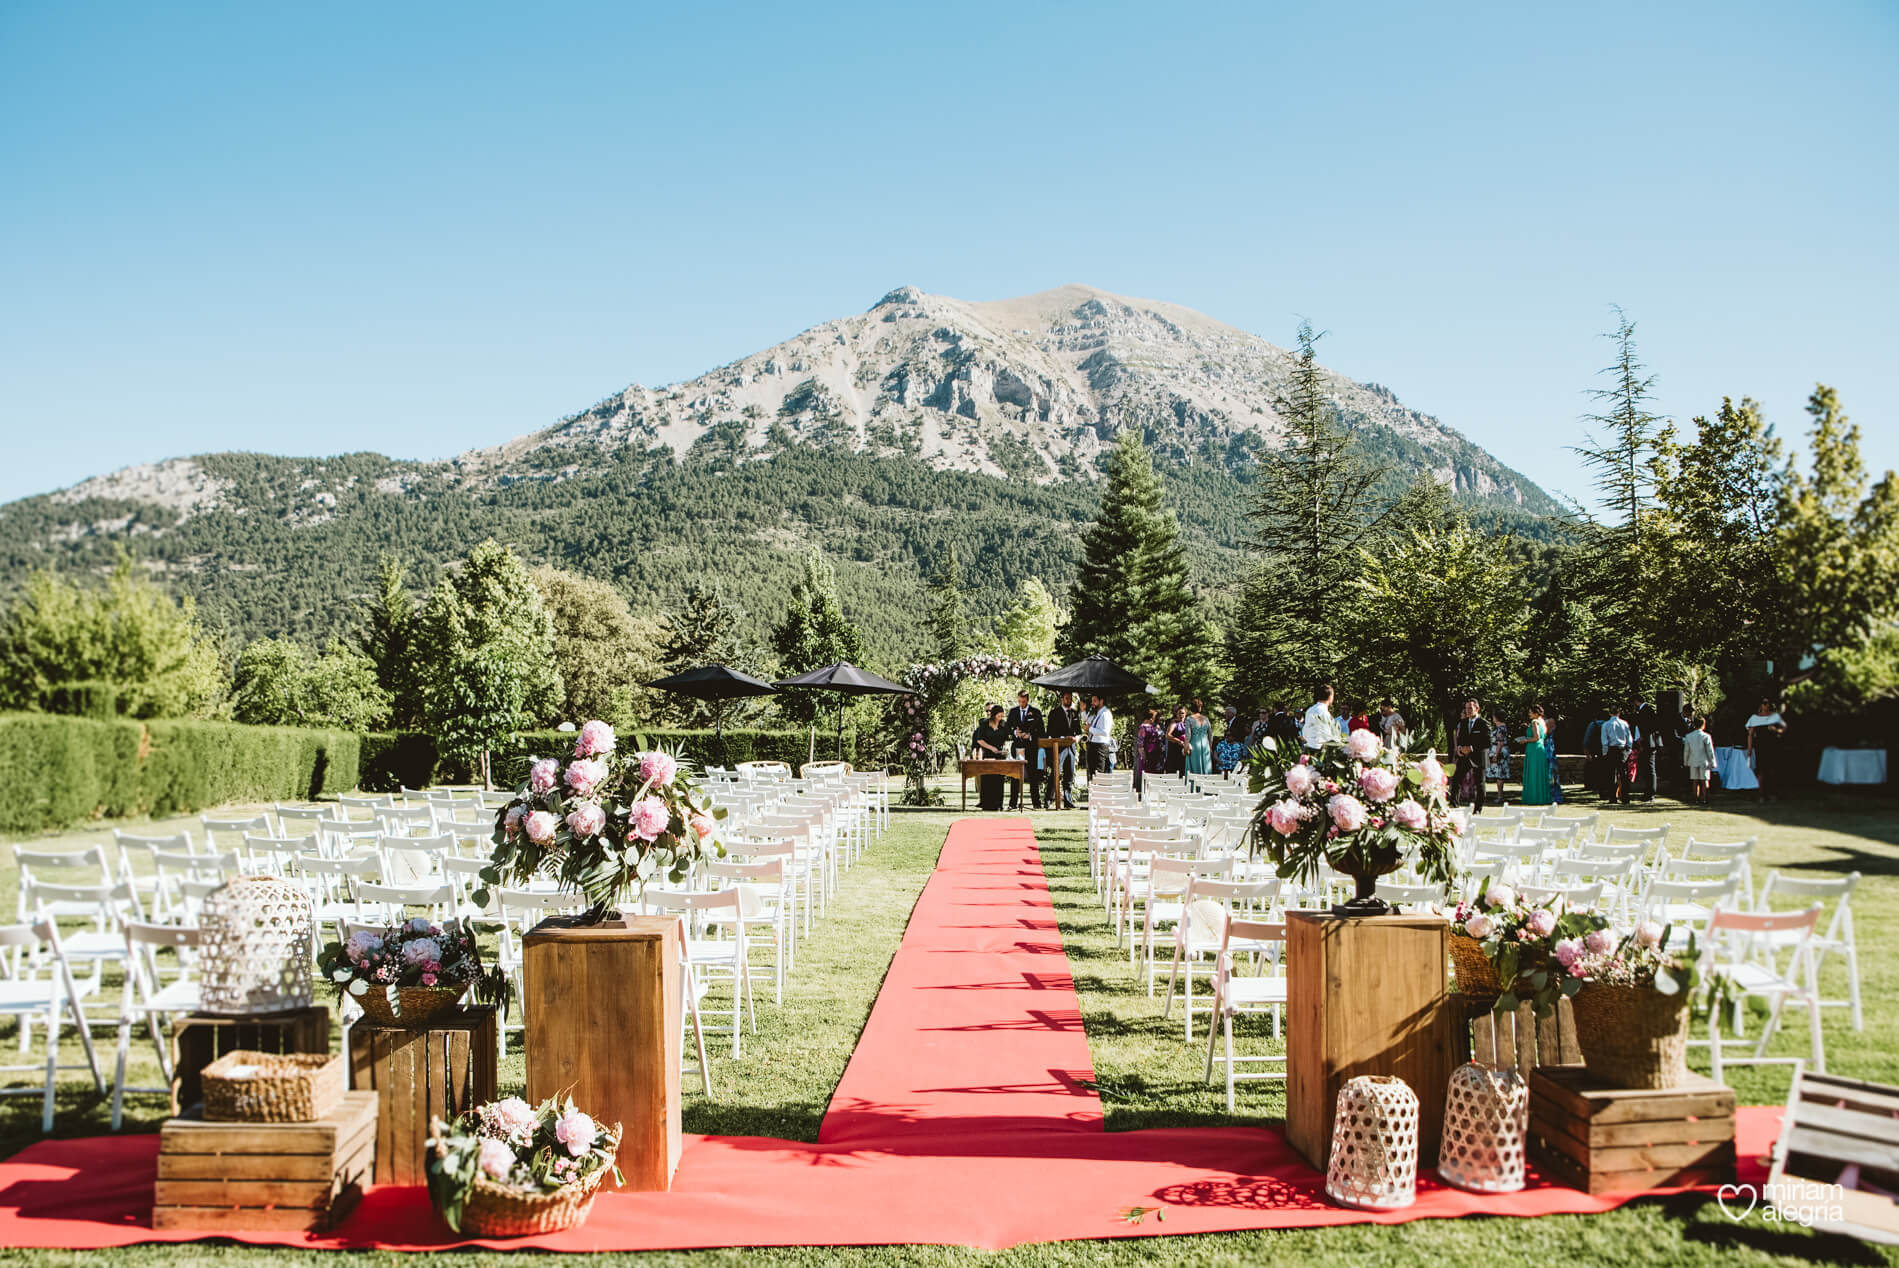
[1227,321,1384,705]
[927,547,969,662]
[769,548,866,725]
[659,583,739,673]
[990,578,1059,662]
[356,556,421,728]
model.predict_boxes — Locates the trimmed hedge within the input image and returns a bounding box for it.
[0,713,361,836]
[357,727,877,793]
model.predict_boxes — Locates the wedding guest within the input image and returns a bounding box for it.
[1485,705,1511,805]
[1302,685,1339,750]
[1247,707,1273,747]
[1185,702,1213,776]
[1600,704,1633,805]
[972,705,1010,811]
[1045,691,1081,808]
[1682,716,1716,802]
[1518,703,1553,806]
[1085,694,1115,776]
[1215,706,1248,775]
[1452,699,1492,813]
[1165,704,1190,776]
[1269,702,1301,749]
[1746,698,1788,802]
[1006,690,1044,810]
[1378,699,1410,749]
[1348,703,1373,734]
[1135,707,1166,792]
[1632,697,1661,802]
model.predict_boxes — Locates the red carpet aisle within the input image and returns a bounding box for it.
[0,817,1775,1251]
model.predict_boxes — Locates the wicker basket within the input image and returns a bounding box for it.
[355,983,468,1028]
[448,1124,622,1237]
[201,1050,344,1123]
[1570,984,1691,1088]
[1448,932,1501,1003]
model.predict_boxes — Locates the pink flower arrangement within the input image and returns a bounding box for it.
[1635,920,1664,948]
[565,802,606,839]
[1584,928,1615,955]
[477,1137,515,1180]
[1526,908,1557,938]
[1554,937,1585,968]
[480,1096,540,1146]
[574,719,617,758]
[431,1095,619,1232]
[1267,798,1305,835]
[1464,913,1494,939]
[1485,883,1516,909]
[1326,793,1368,832]
[637,750,679,787]
[564,757,608,798]
[629,796,671,841]
[529,758,560,793]
[523,810,559,845]
[1358,766,1400,802]
[1284,764,1315,797]
[1348,728,1384,762]
[689,814,715,840]
[1417,754,1447,793]
[1391,798,1427,830]
[503,804,526,840]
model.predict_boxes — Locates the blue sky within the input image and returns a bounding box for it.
[2,1,1894,508]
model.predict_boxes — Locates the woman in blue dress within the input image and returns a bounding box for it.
[1186,703,1214,775]
[1518,703,1553,806]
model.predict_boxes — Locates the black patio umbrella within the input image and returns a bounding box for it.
[1030,654,1155,697]
[645,665,778,764]
[773,661,913,761]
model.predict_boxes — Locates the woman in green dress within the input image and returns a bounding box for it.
[1518,702,1553,806]
[1185,703,1214,775]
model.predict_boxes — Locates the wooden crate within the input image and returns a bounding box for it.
[1285,911,1459,1171]
[524,914,683,1191]
[1465,996,1583,1078]
[347,1006,498,1185]
[154,1089,375,1230]
[172,1006,331,1115]
[1529,1064,1736,1195]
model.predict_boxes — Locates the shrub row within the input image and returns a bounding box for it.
[358,728,874,793]
[0,713,361,836]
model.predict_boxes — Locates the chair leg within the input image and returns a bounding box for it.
[1709,1007,1724,1084]
[111,1015,132,1131]
[1224,1009,1238,1113]
[1203,998,1219,1083]
[1183,962,1195,1043]
[1756,991,1789,1059]
[1846,942,1863,1031]
[1808,995,1825,1073]
[1163,942,1183,1019]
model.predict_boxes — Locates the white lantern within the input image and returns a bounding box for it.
[1325,1075,1420,1210]
[198,876,316,1015]
[1438,1062,1529,1193]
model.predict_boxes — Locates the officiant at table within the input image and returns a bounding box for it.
[1044,691,1080,809]
[972,705,1012,811]
[1006,690,1045,810]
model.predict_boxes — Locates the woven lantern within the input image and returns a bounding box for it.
[1438,1062,1529,1193]
[199,875,316,1015]
[1324,1075,1420,1210]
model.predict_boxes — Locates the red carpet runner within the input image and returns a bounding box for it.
[0,817,1773,1251]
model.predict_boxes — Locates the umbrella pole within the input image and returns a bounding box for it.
[837,698,845,763]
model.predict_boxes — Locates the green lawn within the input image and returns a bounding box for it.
[1,788,1894,1266]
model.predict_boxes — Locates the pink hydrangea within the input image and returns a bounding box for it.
[401,937,442,967]
[1358,766,1400,802]
[1464,913,1493,939]
[565,802,606,839]
[1349,728,1383,762]
[1390,798,1427,830]
[1486,883,1516,909]
[1326,793,1368,832]
[1526,908,1557,938]
[1267,798,1305,836]
[523,810,559,845]
[477,1137,515,1180]
[629,796,671,841]
[1635,920,1664,948]
[564,758,608,798]
[529,758,560,793]
[554,1108,597,1156]
[1554,937,1584,968]
[637,750,680,786]
[1584,928,1615,955]
[344,929,382,964]
[1284,764,1316,797]
[1417,754,1448,792]
[574,719,617,758]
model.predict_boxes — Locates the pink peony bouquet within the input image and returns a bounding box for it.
[482,721,724,921]
[1246,733,1463,909]
[426,1094,622,1233]
[316,916,505,1008]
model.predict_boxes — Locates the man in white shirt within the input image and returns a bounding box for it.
[1599,706,1634,805]
[1301,685,1339,750]
[1085,694,1116,776]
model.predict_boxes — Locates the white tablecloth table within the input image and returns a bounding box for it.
[1714,746,1758,791]
[1818,747,1887,785]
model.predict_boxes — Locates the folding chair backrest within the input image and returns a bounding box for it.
[1757,869,1858,939]
[1606,824,1669,862]
[124,921,202,951]
[1225,915,1287,948]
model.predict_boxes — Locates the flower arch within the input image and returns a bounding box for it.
[897,654,1055,804]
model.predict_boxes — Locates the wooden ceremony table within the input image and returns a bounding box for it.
[959,758,1026,810]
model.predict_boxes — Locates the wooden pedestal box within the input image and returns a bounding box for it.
[1528,1065,1737,1194]
[347,1007,498,1185]
[171,1006,331,1115]
[1285,911,1457,1171]
[524,913,683,1192]
[153,1090,375,1230]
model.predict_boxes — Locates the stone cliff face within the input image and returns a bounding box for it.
[489,283,1553,508]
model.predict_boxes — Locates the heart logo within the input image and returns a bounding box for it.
[1716,1182,1758,1222]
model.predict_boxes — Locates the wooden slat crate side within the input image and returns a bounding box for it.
[157,1152,339,1181]
[349,1010,497,1186]
[1535,1147,1732,1196]
[153,1178,337,1208]
[1531,1067,1733,1125]
[153,1205,345,1232]
[159,1092,375,1156]
[1531,1124,1736,1172]
[1529,1093,1733,1148]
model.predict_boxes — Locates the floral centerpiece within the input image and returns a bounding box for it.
[1448,882,1605,1015]
[1560,921,1705,1089]
[316,916,506,1027]
[1246,731,1464,916]
[427,1094,622,1236]
[479,721,723,924]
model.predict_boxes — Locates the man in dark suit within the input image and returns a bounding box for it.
[1453,698,1493,813]
[1632,698,1661,802]
[1044,691,1080,809]
[1268,703,1301,750]
[1006,690,1045,810]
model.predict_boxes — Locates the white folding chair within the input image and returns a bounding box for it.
[643,889,752,1056]
[1203,915,1288,1111]
[376,833,454,886]
[110,922,202,1128]
[1682,836,1757,907]
[1757,870,1862,1031]
[708,859,789,1004]
[0,918,106,1131]
[1163,878,1277,1039]
[353,881,455,927]
[1702,904,1825,1083]
[1605,823,1669,866]
[200,815,273,869]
